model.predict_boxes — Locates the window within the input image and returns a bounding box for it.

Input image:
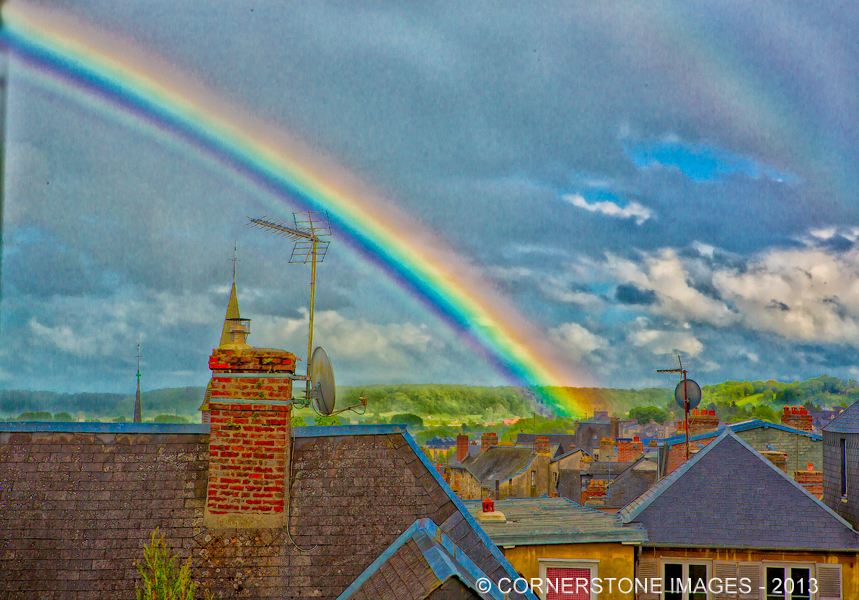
[662,560,709,600]
[531,470,537,497]
[765,564,813,600]
[538,559,597,600]
[841,438,847,499]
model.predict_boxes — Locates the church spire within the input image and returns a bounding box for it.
[133,342,142,423]
[219,242,242,347]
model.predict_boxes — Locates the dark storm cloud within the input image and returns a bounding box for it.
[615,284,657,306]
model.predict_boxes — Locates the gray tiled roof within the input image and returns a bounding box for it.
[464,446,537,483]
[602,457,658,509]
[463,497,647,546]
[583,461,635,479]
[620,431,859,550]
[822,400,859,433]
[516,433,577,455]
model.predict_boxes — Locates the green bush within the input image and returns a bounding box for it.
[153,415,190,424]
[53,412,75,422]
[136,528,210,600]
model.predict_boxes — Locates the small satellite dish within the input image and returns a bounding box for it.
[674,379,702,411]
[309,346,336,416]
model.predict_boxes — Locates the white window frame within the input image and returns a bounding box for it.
[659,558,713,600]
[538,558,599,600]
[760,561,817,600]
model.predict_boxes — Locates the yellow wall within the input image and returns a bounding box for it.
[502,542,637,600]
[648,548,859,600]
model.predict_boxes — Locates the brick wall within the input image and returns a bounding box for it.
[206,403,290,523]
[795,469,824,499]
[618,438,644,462]
[0,425,525,599]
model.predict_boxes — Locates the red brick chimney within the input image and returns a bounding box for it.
[583,479,607,501]
[205,318,297,528]
[781,406,813,432]
[535,436,550,457]
[456,434,469,463]
[795,465,823,498]
[481,432,498,453]
[618,436,644,462]
[688,409,720,435]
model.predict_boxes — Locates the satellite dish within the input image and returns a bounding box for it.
[310,346,336,416]
[674,379,702,411]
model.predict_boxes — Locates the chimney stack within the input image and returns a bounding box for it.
[781,406,813,432]
[618,436,644,462]
[599,437,617,462]
[204,322,296,528]
[688,409,720,436]
[795,467,823,498]
[481,432,498,453]
[535,436,550,457]
[456,434,470,463]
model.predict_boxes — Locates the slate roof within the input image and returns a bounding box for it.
[339,519,504,600]
[447,443,482,468]
[620,430,859,550]
[463,497,647,546]
[602,457,658,509]
[516,433,576,455]
[556,470,582,503]
[550,448,590,463]
[583,461,635,480]
[0,423,536,599]
[822,399,859,434]
[464,446,537,483]
[657,418,822,445]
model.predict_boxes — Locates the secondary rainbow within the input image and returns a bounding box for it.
[0,5,589,416]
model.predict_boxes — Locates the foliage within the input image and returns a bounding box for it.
[628,406,668,425]
[154,414,190,424]
[291,416,308,427]
[314,414,342,426]
[15,411,53,421]
[389,413,424,428]
[135,528,210,600]
[113,416,128,423]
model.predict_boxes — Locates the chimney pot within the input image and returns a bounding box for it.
[808,462,814,471]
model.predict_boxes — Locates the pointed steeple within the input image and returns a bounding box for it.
[220,242,242,347]
[133,343,142,423]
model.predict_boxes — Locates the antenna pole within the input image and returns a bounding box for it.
[307,237,318,398]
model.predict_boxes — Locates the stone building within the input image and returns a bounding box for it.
[0,310,533,599]
[823,399,859,529]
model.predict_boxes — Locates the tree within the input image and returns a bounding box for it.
[154,415,190,424]
[53,412,74,422]
[291,416,308,427]
[628,406,668,425]
[136,528,210,600]
[314,414,342,426]
[389,413,424,428]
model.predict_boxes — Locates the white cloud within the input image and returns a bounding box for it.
[629,328,704,356]
[563,193,653,225]
[250,309,437,366]
[550,322,608,359]
[606,250,736,326]
[602,244,859,347]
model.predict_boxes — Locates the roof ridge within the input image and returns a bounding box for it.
[619,429,729,523]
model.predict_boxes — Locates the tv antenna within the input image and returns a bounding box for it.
[247,212,366,417]
[657,355,701,461]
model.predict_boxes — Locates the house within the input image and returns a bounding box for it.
[423,435,456,460]
[516,433,577,457]
[447,434,554,500]
[0,308,535,599]
[582,455,659,513]
[463,497,647,600]
[823,399,859,529]
[621,430,859,600]
[657,418,823,478]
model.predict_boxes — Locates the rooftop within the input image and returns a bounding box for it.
[463,497,647,546]
[620,430,859,551]
[822,399,859,434]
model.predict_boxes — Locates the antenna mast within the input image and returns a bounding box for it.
[656,355,701,462]
[133,342,143,423]
[248,212,331,400]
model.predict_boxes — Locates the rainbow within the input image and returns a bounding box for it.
[0,4,591,416]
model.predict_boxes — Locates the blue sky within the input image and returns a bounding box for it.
[5,0,859,394]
